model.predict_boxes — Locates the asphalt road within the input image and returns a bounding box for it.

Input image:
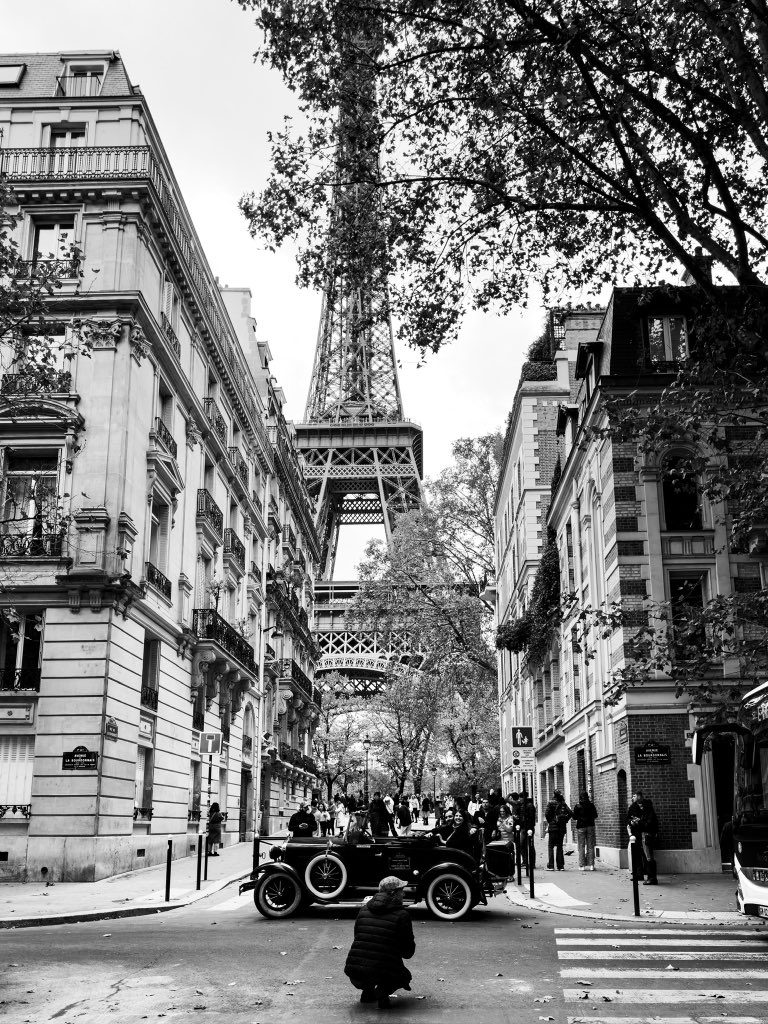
[2,884,768,1024]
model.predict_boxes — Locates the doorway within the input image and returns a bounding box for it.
[711,734,735,865]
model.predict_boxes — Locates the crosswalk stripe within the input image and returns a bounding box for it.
[555,928,766,936]
[566,1017,765,1023]
[557,937,767,947]
[563,988,768,1003]
[558,950,768,960]
[560,967,768,980]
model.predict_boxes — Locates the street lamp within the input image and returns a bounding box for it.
[430,763,438,807]
[363,734,371,806]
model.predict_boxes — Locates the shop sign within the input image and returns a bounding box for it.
[62,745,98,771]
[634,742,671,765]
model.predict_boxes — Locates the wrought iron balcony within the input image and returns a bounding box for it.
[188,808,202,823]
[55,74,103,97]
[192,607,256,673]
[141,684,159,711]
[0,666,41,692]
[0,803,31,820]
[224,528,246,572]
[252,491,263,516]
[268,496,280,525]
[193,710,205,732]
[196,488,223,539]
[160,311,181,358]
[133,805,154,821]
[301,754,317,775]
[0,532,64,559]
[265,642,276,661]
[1,368,72,396]
[277,658,314,701]
[203,397,227,445]
[145,561,172,600]
[297,550,307,572]
[153,417,177,459]
[286,525,297,551]
[228,447,249,488]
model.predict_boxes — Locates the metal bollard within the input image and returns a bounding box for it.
[515,826,522,886]
[252,834,260,879]
[165,836,173,903]
[629,835,641,917]
[204,829,210,881]
[196,833,203,891]
[528,829,535,900]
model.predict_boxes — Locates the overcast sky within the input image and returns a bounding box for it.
[6,0,547,572]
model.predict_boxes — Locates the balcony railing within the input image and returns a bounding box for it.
[204,397,227,445]
[252,491,263,516]
[286,525,297,551]
[301,753,317,775]
[0,532,64,559]
[0,803,32,820]
[160,311,181,358]
[193,710,205,732]
[188,808,202,823]
[145,561,172,600]
[265,642,276,661]
[196,489,223,539]
[1,368,72,396]
[0,666,42,692]
[14,258,80,280]
[154,417,178,459]
[223,528,246,572]
[133,806,154,821]
[268,496,280,524]
[140,684,159,711]
[228,448,249,488]
[243,735,253,759]
[55,74,103,97]
[192,607,256,673]
[277,658,314,701]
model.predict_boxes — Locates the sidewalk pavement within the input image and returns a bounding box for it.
[0,837,275,930]
[1,827,761,929]
[503,837,759,925]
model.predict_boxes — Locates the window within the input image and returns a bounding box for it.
[661,459,702,530]
[50,127,86,147]
[148,497,171,573]
[162,278,180,333]
[134,747,154,816]
[0,735,34,808]
[0,611,42,691]
[31,218,78,275]
[1,452,60,555]
[189,761,202,816]
[648,316,688,365]
[140,639,160,710]
[56,65,104,98]
[669,571,707,659]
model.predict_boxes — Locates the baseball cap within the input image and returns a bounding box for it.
[379,875,408,892]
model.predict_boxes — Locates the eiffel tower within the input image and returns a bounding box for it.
[294,9,424,691]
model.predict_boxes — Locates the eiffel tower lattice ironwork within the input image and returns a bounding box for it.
[295,8,424,692]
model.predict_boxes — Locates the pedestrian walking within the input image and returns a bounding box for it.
[421,794,431,826]
[207,801,224,856]
[384,792,395,817]
[369,791,397,836]
[335,796,349,833]
[395,798,413,836]
[318,801,331,837]
[627,789,659,884]
[545,789,572,870]
[347,792,358,813]
[344,875,415,1009]
[572,790,599,870]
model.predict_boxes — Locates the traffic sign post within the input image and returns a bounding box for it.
[200,731,222,877]
[509,725,535,782]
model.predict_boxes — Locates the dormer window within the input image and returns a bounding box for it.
[0,64,26,87]
[55,63,105,98]
[648,316,687,365]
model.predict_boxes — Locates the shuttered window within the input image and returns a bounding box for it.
[0,735,34,804]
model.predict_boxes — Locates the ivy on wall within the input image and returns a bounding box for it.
[495,533,561,667]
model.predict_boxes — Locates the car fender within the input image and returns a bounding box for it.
[416,861,478,900]
[239,861,304,896]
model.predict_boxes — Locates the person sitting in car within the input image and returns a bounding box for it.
[434,810,481,858]
[288,802,317,837]
[420,807,456,846]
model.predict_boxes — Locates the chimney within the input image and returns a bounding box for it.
[682,246,713,286]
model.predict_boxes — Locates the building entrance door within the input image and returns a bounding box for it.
[239,768,251,841]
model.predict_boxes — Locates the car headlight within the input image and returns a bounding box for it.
[269,846,281,861]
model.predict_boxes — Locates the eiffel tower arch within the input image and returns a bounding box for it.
[294,9,424,693]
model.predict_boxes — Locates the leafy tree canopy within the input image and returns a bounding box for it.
[237,0,768,353]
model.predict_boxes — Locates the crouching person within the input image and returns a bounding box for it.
[344,875,415,1009]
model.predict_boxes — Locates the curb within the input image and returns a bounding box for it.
[503,884,759,926]
[0,868,252,930]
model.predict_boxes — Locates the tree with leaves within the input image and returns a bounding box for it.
[238,0,768,354]
[311,674,365,801]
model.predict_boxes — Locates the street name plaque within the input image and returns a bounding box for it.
[62,745,98,771]
[634,742,671,765]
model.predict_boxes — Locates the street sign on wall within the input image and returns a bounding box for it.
[509,725,535,771]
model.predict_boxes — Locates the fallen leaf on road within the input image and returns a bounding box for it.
[602,996,612,1002]
[193,1006,206,1011]
[534,997,552,1003]
[538,1017,555,1021]
[102,934,112,938]
[665,965,679,971]
[196,989,204,994]
[280,951,287,956]
[495,973,504,977]
[332,945,341,950]
[415,996,426,1000]
[228,982,237,986]
[578,992,589,1000]
[574,981,592,986]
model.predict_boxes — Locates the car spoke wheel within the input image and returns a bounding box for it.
[255,873,302,919]
[425,872,473,921]
[305,853,348,899]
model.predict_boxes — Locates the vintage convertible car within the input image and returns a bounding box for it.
[239,820,515,921]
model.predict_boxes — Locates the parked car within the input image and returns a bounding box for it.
[239,818,515,921]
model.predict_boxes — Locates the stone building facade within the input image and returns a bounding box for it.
[0,52,319,880]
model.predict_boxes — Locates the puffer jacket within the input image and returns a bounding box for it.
[344,893,415,992]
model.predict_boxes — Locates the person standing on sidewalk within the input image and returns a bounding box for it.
[627,790,659,885]
[572,790,599,871]
[545,790,572,870]
[395,797,413,836]
[207,802,224,856]
[421,794,431,826]
[344,875,416,1009]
